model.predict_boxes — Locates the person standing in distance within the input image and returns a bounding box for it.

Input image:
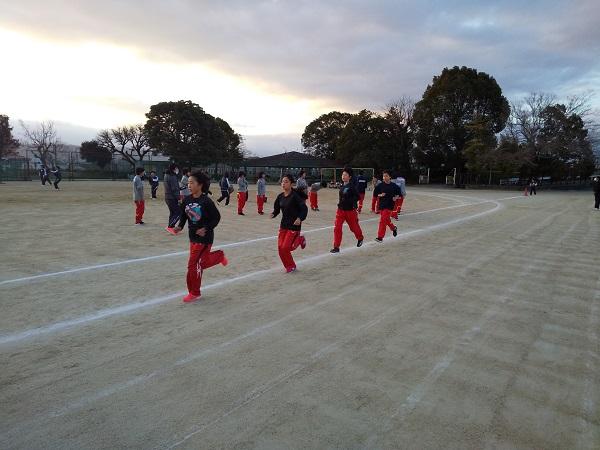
[133,167,146,225]
[373,170,400,242]
[164,164,181,233]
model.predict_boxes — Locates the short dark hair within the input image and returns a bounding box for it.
[298,170,305,177]
[190,171,211,193]
[258,171,265,178]
[382,169,391,176]
[359,170,364,175]
[282,173,295,183]
[168,163,178,174]
[136,167,145,175]
[238,171,246,177]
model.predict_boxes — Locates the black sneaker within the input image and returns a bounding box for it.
[375,238,383,243]
[393,227,398,237]
[330,247,340,253]
[357,239,363,247]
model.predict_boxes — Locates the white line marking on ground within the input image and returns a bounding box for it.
[0,194,520,286]
[0,198,508,347]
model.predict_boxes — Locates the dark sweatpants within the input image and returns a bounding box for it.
[165,198,180,227]
[595,192,600,209]
[217,189,230,205]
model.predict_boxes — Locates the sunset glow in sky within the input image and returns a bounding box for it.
[1,1,599,155]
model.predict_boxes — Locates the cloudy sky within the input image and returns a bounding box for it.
[1,0,599,155]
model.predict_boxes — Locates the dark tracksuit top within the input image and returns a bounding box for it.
[357,176,368,194]
[272,190,308,231]
[337,183,359,211]
[177,194,221,245]
[373,182,401,210]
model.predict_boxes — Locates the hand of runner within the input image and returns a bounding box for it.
[293,218,301,226]
[196,228,207,237]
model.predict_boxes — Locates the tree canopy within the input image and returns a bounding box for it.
[80,140,113,168]
[0,115,19,159]
[144,100,242,166]
[413,66,510,173]
[301,111,353,160]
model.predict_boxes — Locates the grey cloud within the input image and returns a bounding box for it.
[2,0,599,113]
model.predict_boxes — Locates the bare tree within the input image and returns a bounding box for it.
[385,96,417,175]
[97,124,152,168]
[508,92,556,148]
[20,120,63,167]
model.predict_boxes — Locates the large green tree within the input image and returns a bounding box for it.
[537,104,595,178]
[0,114,19,159]
[301,111,353,160]
[413,66,510,175]
[144,100,242,166]
[336,110,396,169]
[80,140,113,168]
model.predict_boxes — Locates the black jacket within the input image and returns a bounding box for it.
[337,182,359,210]
[373,182,401,210]
[178,194,221,244]
[272,190,308,231]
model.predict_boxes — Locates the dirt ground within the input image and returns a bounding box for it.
[0,180,599,449]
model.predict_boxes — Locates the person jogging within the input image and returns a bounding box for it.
[295,170,308,196]
[592,175,600,210]
[271,174,308,273]
[149,171,159,199]
[217,172,231,205]
[132,167,145,225]
[392,174,407,220]
[256,171,267,215]
[371,175,382,213]
[180,168,191,201]
[373,170,400,242]
[330,169,364,253]
[309,180,327,211]
[164,164,181,233]
[236,171,248,215]
[356,170,368,213]
[172,171,228,303]
[51,166,62,190]
[39,165,51,187]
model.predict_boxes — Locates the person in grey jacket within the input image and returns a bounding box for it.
[256,171,267,214]
[237,171,248,215]
[164,164,181,231]
[180,168,191,199]
[132,167,145,224]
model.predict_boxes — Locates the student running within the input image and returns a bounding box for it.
[392,174,407,219]
[309,180,327,211]
[256,171,267,215]
[172,171,228,303]
[51,166,62,190]
[217,172,231,205]
[271,174,308,273]
[133,167,146,225]
[330,169,364,253]
[164,164,181,233]
[237,171,248,215]
[371,174,381,213]
[373,170,400,242]
[356,170,368,213]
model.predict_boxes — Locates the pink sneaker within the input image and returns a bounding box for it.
[221,256,228,266]
[165,227,178,235]
[183,293,200,303]
[300,236,306,249]
[286,267,297,273]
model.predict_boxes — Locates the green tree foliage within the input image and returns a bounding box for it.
[301,111,353,160]
[413,66,510,173]
[336,110,396,169]
[463,115,498,174]
[538,104,595,178]
[80,140,113,168]
[0,114,19,159]
[144,100,242,166]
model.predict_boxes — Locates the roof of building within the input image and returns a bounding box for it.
[244,151,341,168]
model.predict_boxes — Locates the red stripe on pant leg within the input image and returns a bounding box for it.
[358,193,365,211]
[309,192,317,209]
[257,195,264,213]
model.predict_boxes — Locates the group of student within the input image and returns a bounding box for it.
[132,164,407,303]
[38,165,62,190]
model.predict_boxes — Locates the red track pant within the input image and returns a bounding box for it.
[333,209,364,248]
[134,200,145,223]
[392,196,404,219]
[358,193,365,212]
[371,195,380,212]
[309,191,318,210]
[278,229,304,270]
[186,243,225,296]
[257,194,266,213]
[377,209,396,239]
[237,192,247,213]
